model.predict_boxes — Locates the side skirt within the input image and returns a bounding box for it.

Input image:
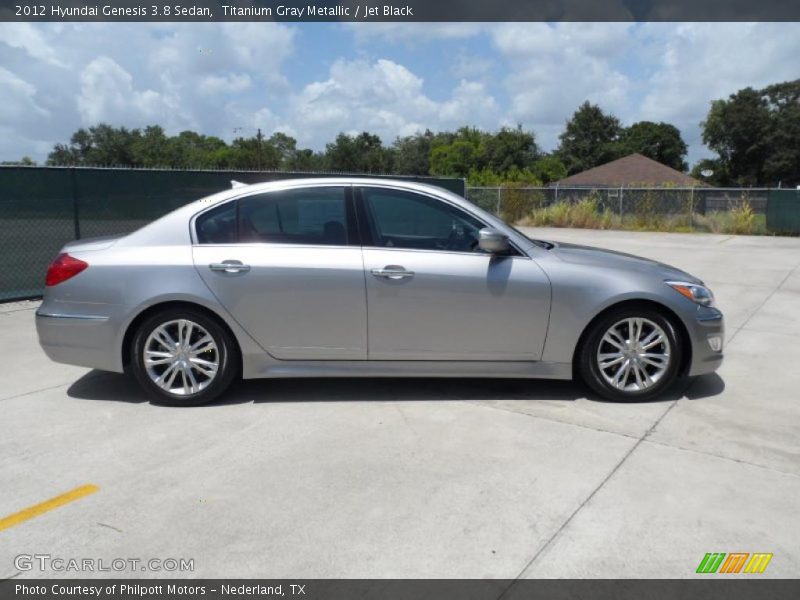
[243,359,573,381]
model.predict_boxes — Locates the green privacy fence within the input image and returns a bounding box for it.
[0,166,465,301]
[766,189,800,235]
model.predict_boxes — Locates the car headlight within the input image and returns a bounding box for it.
[666,281,715,307]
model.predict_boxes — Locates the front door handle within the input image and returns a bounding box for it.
[371,266,414,280]
[209,261,250,274]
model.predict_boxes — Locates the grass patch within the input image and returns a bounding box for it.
[518,199,767,235]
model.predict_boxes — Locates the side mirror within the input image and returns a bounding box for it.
[478,228,510,254]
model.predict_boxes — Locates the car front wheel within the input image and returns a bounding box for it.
[131,308,238,406]
[578,307,683,402]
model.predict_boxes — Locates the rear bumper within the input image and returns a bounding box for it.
[36,309,124,373]
[686,306,725,377]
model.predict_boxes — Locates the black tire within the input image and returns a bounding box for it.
[131,307,238,406]
[577,305,683,402]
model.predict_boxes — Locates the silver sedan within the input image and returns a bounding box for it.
[36,178,724,406]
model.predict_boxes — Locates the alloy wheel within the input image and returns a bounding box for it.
[143,319,219,396]
[596,317,671,392]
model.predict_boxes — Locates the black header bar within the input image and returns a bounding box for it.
[2,0,800,22]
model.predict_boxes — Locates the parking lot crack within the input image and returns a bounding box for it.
[727,260,800,345]
[0,381,72,403]
[642,438,800,480]
[497,399,678,598]
[464,400,639,442]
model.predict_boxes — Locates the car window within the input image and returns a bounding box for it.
[238,187,349,246]
[196,201,237,244]
[362,187,485,253]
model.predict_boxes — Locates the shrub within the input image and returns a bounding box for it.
[729,199,755,235]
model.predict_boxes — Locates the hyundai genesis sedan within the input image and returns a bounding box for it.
[36,178,724,406]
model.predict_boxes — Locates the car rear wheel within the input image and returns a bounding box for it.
[131,308,238,406]
[578,306,683,402]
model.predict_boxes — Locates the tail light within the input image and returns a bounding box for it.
[45,253,88,286]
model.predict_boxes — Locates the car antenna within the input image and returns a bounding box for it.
[230,180,248,189]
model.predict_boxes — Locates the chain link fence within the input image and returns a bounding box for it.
[2,167,798,302]
[465,185,785,235]
[0,166,463,302]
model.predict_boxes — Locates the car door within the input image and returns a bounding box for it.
[358,186,551,361]
[192,185,367,360]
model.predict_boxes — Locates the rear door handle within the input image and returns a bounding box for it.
[209,261,250,273]
[371,266,414,280]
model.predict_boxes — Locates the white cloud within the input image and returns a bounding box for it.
[489,23,634,149]
[0,23,68,67]
[198,73,252,96]
[0,67,49,122]
[77,56,184,128]
[345,22,482,44]
[288,58,500,146]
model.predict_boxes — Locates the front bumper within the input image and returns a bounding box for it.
[36,309,124,373]
[686,305,725,376]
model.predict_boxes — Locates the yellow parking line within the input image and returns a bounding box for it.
[0,484,99,533]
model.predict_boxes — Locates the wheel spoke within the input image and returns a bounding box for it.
[612,359,630,386]
[155,362,179,390]
[179,320,194,347]
[638,365,654,388]
[602,331,626,351]
[599,352,625,369]
[145,354,173,366]
[183,365,198,394]
[153,328,177,351]
[641,352,669,367]
[189,357,217,377]
[633,362,644,388]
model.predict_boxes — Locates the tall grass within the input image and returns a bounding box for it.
[518,198,765,235]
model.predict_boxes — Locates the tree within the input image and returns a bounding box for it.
[531,155,567,184]
[557,101,623,174]
[1,156,37,166]
[430,139,480,178]
[392,130,434,175]
[324,132,391,173]
[130,125,171,167]
[760,80,800,186]
[620,121,688,171]
[47,124,138,166]
[477,125,539,173]
[167,131,228,168]
[702,87,771,186]
[700,80,800,186]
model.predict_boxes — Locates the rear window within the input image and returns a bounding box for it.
[196,202,237,244]
[238,187,349,246]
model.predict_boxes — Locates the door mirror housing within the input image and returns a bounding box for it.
[478,228,510,254]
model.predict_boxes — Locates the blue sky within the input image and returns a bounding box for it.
[1,22,799,167]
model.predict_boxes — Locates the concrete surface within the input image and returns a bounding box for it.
[1,228,798,579]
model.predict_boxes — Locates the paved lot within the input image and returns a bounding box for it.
[1,228,799,579]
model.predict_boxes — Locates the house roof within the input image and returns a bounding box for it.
[555,153,705,187]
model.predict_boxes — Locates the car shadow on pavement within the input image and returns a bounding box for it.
[66,370,725,406]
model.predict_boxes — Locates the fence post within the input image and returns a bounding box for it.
[618,185,623,220]
[689,186,695,232]
[70,167,81,240]
[496,187,501,216]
